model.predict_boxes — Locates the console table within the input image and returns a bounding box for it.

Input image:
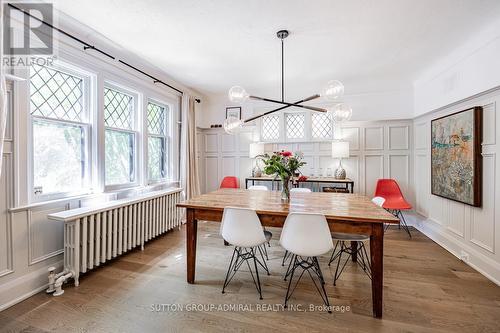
[245,176,354,193]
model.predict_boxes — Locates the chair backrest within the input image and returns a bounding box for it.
[248,185,268,191]
[290,187,312,193]
[220,176,239,189]
[221,207,266,247]
[374,179,404,199]
[371,196,386,207]
[280,212,333,257]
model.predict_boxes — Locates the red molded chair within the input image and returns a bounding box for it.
[220,176,239,189]
[374,179,412,238]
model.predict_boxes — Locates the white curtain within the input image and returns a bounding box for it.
[180,94,201,200]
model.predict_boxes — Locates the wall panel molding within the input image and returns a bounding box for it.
[27,204,68,266]
[389,125,410,150]
[364,127,384,150]
[413,91,500,284]
[201,120,413,198]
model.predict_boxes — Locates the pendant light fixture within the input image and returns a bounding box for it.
[224,30,352,134]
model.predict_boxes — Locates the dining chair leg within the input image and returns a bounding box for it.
[328,240,340,266]
[284,255,331,313]
[222,246,265,299]
[284,251,295,281]
[282,250,291,266]
[312,257,325,285]
[284,255,297,309]
[397,210,412,239]
[250,248,263,300]
[357,243,372,278]
[333,242,345,286]
[222,247,238,294]
[262,243,269,260]
[312,257,331,313]
[256,246,270,275]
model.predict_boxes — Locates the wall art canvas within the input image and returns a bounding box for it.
[431,107,482,206]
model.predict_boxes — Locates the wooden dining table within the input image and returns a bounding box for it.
[177,189,399,318]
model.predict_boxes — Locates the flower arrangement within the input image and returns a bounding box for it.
[261,151,306,201]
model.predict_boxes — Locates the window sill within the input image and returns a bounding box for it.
[10,181,181,213]
[10,192,99,213]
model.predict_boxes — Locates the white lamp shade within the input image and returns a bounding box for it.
[249,142,265,158]
[331,141,349,158]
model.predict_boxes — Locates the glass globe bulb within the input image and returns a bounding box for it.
[327,103,352,123]
[321,80,344,100]
[223,116,243,135]
[228,86,249,103]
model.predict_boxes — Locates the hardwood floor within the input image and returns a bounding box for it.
[1,222,500,333]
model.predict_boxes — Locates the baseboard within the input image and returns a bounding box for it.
[406,213,500,286]
[0,260,63,312]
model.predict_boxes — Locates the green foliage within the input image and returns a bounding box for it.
[261,151,306,180]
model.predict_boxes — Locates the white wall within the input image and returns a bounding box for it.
[411,16,500,285]
[414,17,500,116]
[198,88,413,129]
[411,88,500,285]
[198,120,414,204]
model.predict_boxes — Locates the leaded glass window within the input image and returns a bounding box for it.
[30,64,89,198]
[147,101,169,181]
[104,86,136,186]
[311,112,333,139]
[261,114,280,141]
[30,64,84,122]
[104,88,133,129]
[285,113,305,139]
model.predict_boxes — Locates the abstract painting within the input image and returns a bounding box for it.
[431,107,482,206]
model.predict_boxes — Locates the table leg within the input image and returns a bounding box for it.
[370,223,384,318]
[351,241,358,262]
[186,208,198,284]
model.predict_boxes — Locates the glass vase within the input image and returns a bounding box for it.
[281,176,291,202]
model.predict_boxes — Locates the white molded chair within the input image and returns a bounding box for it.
[281,187,312,266]
[248,185,268,191]
[290,187,312,193]
[280,212,333,312]
[220,207,269,299]
[247,185,273,254]
[372,196,386,207]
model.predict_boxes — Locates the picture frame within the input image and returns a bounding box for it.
[431,106,482,207]
[226,106,241,119]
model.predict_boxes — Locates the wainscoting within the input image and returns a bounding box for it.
[412,88,500,285]
[197,120,414,202]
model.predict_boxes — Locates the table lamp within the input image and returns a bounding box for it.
[249,142,265,177]
[331,141,349,179]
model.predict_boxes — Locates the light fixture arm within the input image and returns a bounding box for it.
[243,94,321,123]
[249,95,326,112]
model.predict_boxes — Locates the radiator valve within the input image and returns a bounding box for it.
[46,267,56,294]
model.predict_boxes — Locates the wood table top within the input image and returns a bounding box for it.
[177,189,399,223]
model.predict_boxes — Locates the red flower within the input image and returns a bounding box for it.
[280,151,292,157]
[298,175,308,182]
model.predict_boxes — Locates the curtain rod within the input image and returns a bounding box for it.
[7,3,184,96]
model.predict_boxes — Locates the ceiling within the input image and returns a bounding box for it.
[52,0,500,99]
